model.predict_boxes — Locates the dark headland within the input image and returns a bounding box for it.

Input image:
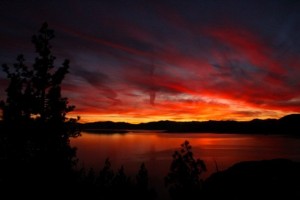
[203,158,300,199]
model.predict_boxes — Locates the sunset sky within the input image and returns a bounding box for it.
[1,0,300,123]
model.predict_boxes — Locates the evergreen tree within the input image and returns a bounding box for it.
[1,22,76,129]
[0,23,79,195]
[1,55,32,123]
[165,140,207,200]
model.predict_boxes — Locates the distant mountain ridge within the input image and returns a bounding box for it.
[79,114,300,134]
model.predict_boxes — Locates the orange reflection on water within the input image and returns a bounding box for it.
[71,131,300,199]
[71,132,300,179]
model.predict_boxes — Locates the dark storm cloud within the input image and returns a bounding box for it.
[74,69,120,103]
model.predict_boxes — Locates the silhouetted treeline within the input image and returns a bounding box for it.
[80,114,300,135]
[76,160,156,199]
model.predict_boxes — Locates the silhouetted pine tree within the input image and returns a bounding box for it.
[0,23,79,196]
[1,22,76,133]
[165,140,206,200]
[1,55,32,124]
[31,22,75,126]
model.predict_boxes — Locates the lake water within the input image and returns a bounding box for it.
[71,131,300,197]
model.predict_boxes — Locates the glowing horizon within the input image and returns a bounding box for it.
[67,94,296,123]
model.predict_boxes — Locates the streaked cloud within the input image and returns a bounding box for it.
[0,0,300,122]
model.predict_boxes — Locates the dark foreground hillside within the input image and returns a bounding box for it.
[203,159,300,200]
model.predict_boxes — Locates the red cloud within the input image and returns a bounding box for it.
[59,22,300,122]
[206,27,285,74]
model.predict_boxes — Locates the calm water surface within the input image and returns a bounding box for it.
[71,131,300,179]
